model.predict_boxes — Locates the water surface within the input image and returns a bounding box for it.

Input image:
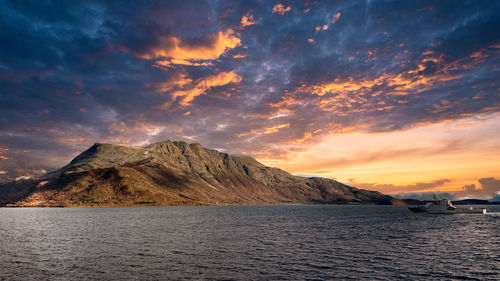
[1,205,499,280]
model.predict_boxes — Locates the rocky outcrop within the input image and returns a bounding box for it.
[0,141,401,207]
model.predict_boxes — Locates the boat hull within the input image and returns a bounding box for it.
[409,206,486,214]
[454,207,486,214]
[408,195,486,214]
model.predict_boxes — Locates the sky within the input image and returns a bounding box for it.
[0,0,499,199]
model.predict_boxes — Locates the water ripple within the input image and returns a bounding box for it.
[0,205,499,280]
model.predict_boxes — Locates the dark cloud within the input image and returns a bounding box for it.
[461,178,500,199]
[391,177,500,200]
[462,184,476,193]
[0,0,499,178]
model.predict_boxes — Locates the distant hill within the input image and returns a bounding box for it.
[392,192,456,201]
[490,195,500,203]
[452,199,500,205]
[0,141,404,207]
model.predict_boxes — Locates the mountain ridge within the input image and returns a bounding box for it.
[0,140,403,207]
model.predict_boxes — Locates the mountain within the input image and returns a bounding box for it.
[0,141,402,207]
[392,192,457,201]
[490,195,500,203]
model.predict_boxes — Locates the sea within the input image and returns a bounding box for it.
[0,205,499,280]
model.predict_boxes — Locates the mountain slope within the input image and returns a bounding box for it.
[0,141,400,207]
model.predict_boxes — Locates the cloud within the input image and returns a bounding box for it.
[241,11,258,27]
[290,59,468,112]
[232,54,248,59]
[157,71,242,107]
[138,28,241,65]
[478,177,500,194]
[331,12,341,24]
[237,123,290,137]
[155,59,214,68]
[314,12,340,33]
[263,123,289,134]
[254,114,500,194]
[350,179,451,194]
[393,177,500,200]
[0,0,499,189]
[272,4,291,15]
[152,72,193,93]
[458,177,500,199]
[462,184,476,192]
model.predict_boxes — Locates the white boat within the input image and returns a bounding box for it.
[408,195,486,214]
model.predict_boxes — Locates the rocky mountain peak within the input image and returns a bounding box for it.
[0,140,401,207]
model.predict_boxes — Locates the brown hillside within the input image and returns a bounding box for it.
[0,141,400,207]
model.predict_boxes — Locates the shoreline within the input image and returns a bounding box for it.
[0,201,399,208]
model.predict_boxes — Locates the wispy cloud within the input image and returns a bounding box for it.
[331,12,341,24]
[157,70,242,107]
[351,179,451,194]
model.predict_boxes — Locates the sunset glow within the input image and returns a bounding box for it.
[259,113,500,195]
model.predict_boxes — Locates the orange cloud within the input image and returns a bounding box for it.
[158,71,242,107]
[241,12,258,27]
[153,72,193,93]
[139,29,241,67]
[316,24,330,32]
[266,50,491,121]
[314,12,341,34]
[237,123,291,138]
[263,123,290,134]
[236,130,257,138]
[349,179,452,194]
[294,132,312,144]
[155,58,214,68]
[272,4,291,15]
[294,58,467,111]
[232,54,248,59]
[331,12,341,24]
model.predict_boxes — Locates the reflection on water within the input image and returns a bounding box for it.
[0,205,499,280]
